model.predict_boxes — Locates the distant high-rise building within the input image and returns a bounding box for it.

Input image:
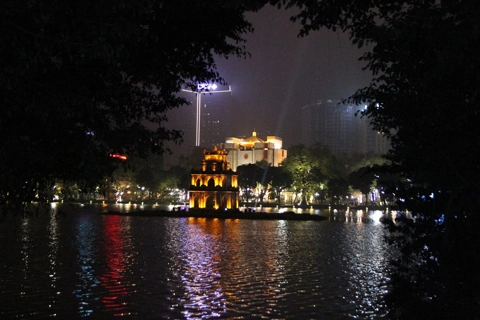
[356,112,390,155]
[198,103,231,148]
[301,100,389,155]
[200,104,223,147]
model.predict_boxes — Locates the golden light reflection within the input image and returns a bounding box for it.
[177,219,226,318]
[328,209,389,224]
[216,219,290,311]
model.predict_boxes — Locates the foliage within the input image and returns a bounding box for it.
[237,163,263,203]
[282,144,383,205]
[267,166,293,205]
[0,0,266,205]
[353,3,480,201]
[152,164,190,203]
[348,167,375,202]
[235,144,385,206]
[276,0,480,316]
[282,0,480,200]
[109,165,136,200]
[310,143,345,179]
[282,144,329,204]
[236,162,292,204]
[348,163,401,205]
[325,177,349,203]
[255,161,273,202]
[346,152,388,173]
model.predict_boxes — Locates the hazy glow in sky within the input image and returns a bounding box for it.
[168,5,371,156]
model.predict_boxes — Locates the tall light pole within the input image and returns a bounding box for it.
[182,83,232,147]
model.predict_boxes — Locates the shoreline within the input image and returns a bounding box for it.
[103,209,328,221]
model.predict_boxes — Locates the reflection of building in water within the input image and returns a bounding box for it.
[224,131,288,170]
[179,218,226,317]
[189,146,239,210]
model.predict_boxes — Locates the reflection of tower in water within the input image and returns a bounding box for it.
[178,218,227,318]
[181,218,290,312]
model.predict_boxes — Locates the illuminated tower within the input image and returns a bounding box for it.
[189,146,239,210]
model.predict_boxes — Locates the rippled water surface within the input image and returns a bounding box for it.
[0,204,392,319]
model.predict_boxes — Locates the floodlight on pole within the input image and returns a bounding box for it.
[182,83,232,147]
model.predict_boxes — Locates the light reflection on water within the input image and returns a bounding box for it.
[98,215,133,315]
[73,211,102,316]
[0,204,393,318]
[178,218,226,318]
[47,211,59,312]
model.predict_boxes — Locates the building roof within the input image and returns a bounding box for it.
[243,131,265,144]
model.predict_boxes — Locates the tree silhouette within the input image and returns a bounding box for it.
[280,0,480,316]
[0,1,266,204]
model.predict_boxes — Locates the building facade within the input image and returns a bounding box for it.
[200,104,224,147]
[301,100,389,155]
[189,146,239,210]
[224,131,288,170]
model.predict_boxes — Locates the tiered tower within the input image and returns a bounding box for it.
[189,146,239,210]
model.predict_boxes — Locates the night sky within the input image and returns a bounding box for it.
[166,5,371,159]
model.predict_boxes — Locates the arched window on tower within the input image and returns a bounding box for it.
[208,178,215,188]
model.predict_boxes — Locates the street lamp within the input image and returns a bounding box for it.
[182,83,232,147]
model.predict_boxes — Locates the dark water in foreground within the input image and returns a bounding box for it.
[0,204,392,319]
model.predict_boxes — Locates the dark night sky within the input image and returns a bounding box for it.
[166,5,371,160]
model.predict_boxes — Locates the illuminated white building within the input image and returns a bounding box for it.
[224,131,287,170]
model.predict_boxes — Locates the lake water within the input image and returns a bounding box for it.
[0,203,393,319]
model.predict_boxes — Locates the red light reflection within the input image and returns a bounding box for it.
[98,215,130,315]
